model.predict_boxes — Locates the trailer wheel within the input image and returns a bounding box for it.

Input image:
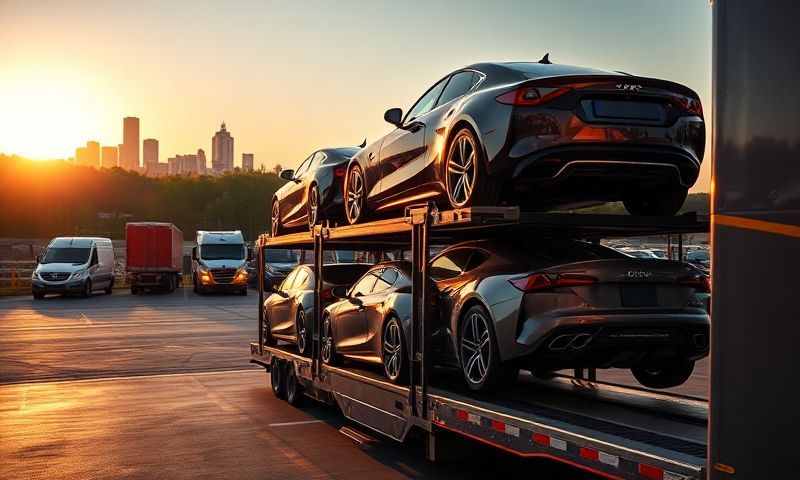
[105,278,114,295]
[285,364,304,407]
[270,358,286,399]
[631,360,695,389]
[82,279,92,298]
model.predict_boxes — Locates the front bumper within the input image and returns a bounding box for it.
[32,279,86,294]
[511,310,710,369]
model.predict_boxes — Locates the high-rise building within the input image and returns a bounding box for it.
[86,141,100,167]
[197,149,207,174]
[168,153,203,176]
[143,138,159,173]
[211,122,234,173]
[242,153,254,172]
[75,146,88,166]
[101,146,118,168]
[121,117,140,170]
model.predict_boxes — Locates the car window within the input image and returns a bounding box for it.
[350,270,379,297]
[293,268,310,290]
[373,268,398,293]
[431,249,473,280]
[405,77,448,122]
[90,248,99,266]
[465,249,489,271]
[312,151,326,168]
[294,154,314,178]
[436,71,476,107]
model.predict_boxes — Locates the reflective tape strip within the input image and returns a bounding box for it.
[467,413,480,425]
[505,424,520,437]
[598,451,619,468]
[550,436,567,451]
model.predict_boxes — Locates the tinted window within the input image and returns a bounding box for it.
[374,268,398,293]
[350,271,379,297]
[431,249,473,280]
[265,248,298,264]
[323,263,372,285]
[294,154,314,178]
[405,78,448,122]
[466,250,489,271]
[201,244,245,260]
[536,240,627,265]
[42,247,91,264]
[436,72,476,107]
[90,248,99,265]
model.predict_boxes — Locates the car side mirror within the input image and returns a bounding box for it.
[35,254,42,264]
[192,247,198,261]
[384,108,403,127]
[279,169,295,181]
[331,285,348,299]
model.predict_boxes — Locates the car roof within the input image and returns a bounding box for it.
[460,61,621,83]
[197,230,244,244]
[49,237,112,248]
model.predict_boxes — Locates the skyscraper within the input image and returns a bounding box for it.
[101,146,118,168]
[86,141,100,168]
[197,149,207,174]
[121,117,140,170]
[211,122,234,173]
[242,153,254,172]
[143,138,159,173]
[75,146,88,166]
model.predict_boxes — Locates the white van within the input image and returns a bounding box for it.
[32,237,115,299]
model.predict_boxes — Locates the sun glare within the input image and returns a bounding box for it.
[0,68,106,160]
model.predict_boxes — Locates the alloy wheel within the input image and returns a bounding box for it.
[271,201,280,237]
[383,320,402,380]
[308,187,318,229]
[296,309,307,354]
[345,167,364,224]
[446,132,477,207]
[460,310,492,385]
[321,316,333,364]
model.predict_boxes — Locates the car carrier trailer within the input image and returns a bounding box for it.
[250,206,709,480]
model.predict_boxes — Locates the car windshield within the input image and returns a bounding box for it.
[41,247,91,264]
[201,244,244,260]
[265,249,299,264]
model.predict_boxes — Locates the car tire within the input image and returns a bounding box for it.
[270,358,286,399]
[263,309,277,346]
[295,308,310,356]
[285,364,304,407]
[308,184,320,230]
[344,164,366,225]
[105,278,114,295]
[321,314,339,365]
[458,304,503,391]
[631,360,695,389]
[445,127,499,209]
[271,199,282,237]
[33,292,45,300]
[381,316,408,384]
[240,288,248,296]
[623,188,688,216]
[82,280,92,298]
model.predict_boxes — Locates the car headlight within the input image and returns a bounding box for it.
[197,265,209,274]
[234,267,248,283]
[31,271,39,280]
[71,269,88,280]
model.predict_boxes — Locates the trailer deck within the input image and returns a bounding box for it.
[251,206,710,480]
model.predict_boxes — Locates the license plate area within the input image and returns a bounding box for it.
[621,285,658,307]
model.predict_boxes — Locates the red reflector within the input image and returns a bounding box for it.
[532,433,549,446]
[510,273,596,292]
[638,464,664,480]
[455,410,468,421]
[334,166,346,177]
[490,420,505,432]
[579,447,599,461]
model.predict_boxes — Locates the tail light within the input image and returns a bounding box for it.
[671,95,704,117]
[510,272,597,292]
[496,86,572,106]
[334,166,346,177]
[677,275,710,293]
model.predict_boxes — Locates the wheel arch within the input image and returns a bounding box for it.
[451,293,495,363]
[443,115,487,170]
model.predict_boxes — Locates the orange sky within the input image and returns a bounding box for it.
[0,0,712,191]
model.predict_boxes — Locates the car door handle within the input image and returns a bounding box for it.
[407,122,424,133]
[368,152,376,162]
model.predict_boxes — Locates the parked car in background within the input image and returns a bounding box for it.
[192,230,250,295]
[343,60,705,225]
[263,263,372,355]
[247,248,300,291]
[686,249,710,271]
[126,222,183,294]
[271,146,362,236]
[32,237,115,299]
[322,239,710,391]
[621,248,662,259]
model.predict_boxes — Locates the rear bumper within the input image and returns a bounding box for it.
[511,311,710,369]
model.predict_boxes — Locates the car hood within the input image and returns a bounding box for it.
[200,259,246,270]
[36,262,87,273]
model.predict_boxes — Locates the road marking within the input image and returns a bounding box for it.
[268,420,324,427]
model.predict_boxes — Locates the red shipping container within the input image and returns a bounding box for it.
[126,223,183,273]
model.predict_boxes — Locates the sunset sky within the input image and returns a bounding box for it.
[0,0,712,191]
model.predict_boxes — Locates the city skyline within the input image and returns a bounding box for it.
[0,0,712,191]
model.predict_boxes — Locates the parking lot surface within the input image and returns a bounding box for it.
[0,290,706,479]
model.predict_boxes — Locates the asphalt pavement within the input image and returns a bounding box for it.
[0,289,604,479]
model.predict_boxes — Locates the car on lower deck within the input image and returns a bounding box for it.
[321,239,710,391]
[263,263,372,356]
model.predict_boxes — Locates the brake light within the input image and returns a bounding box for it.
[334,166,346,177]
[672,95,703,117]
[510,273,597,292]
[678,275,710,293]
[496,86,572,106]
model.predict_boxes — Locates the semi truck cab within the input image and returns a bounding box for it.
[192,230,250,295]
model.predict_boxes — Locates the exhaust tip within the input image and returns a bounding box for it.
[570,333,594,350]
[548,334,574,351]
